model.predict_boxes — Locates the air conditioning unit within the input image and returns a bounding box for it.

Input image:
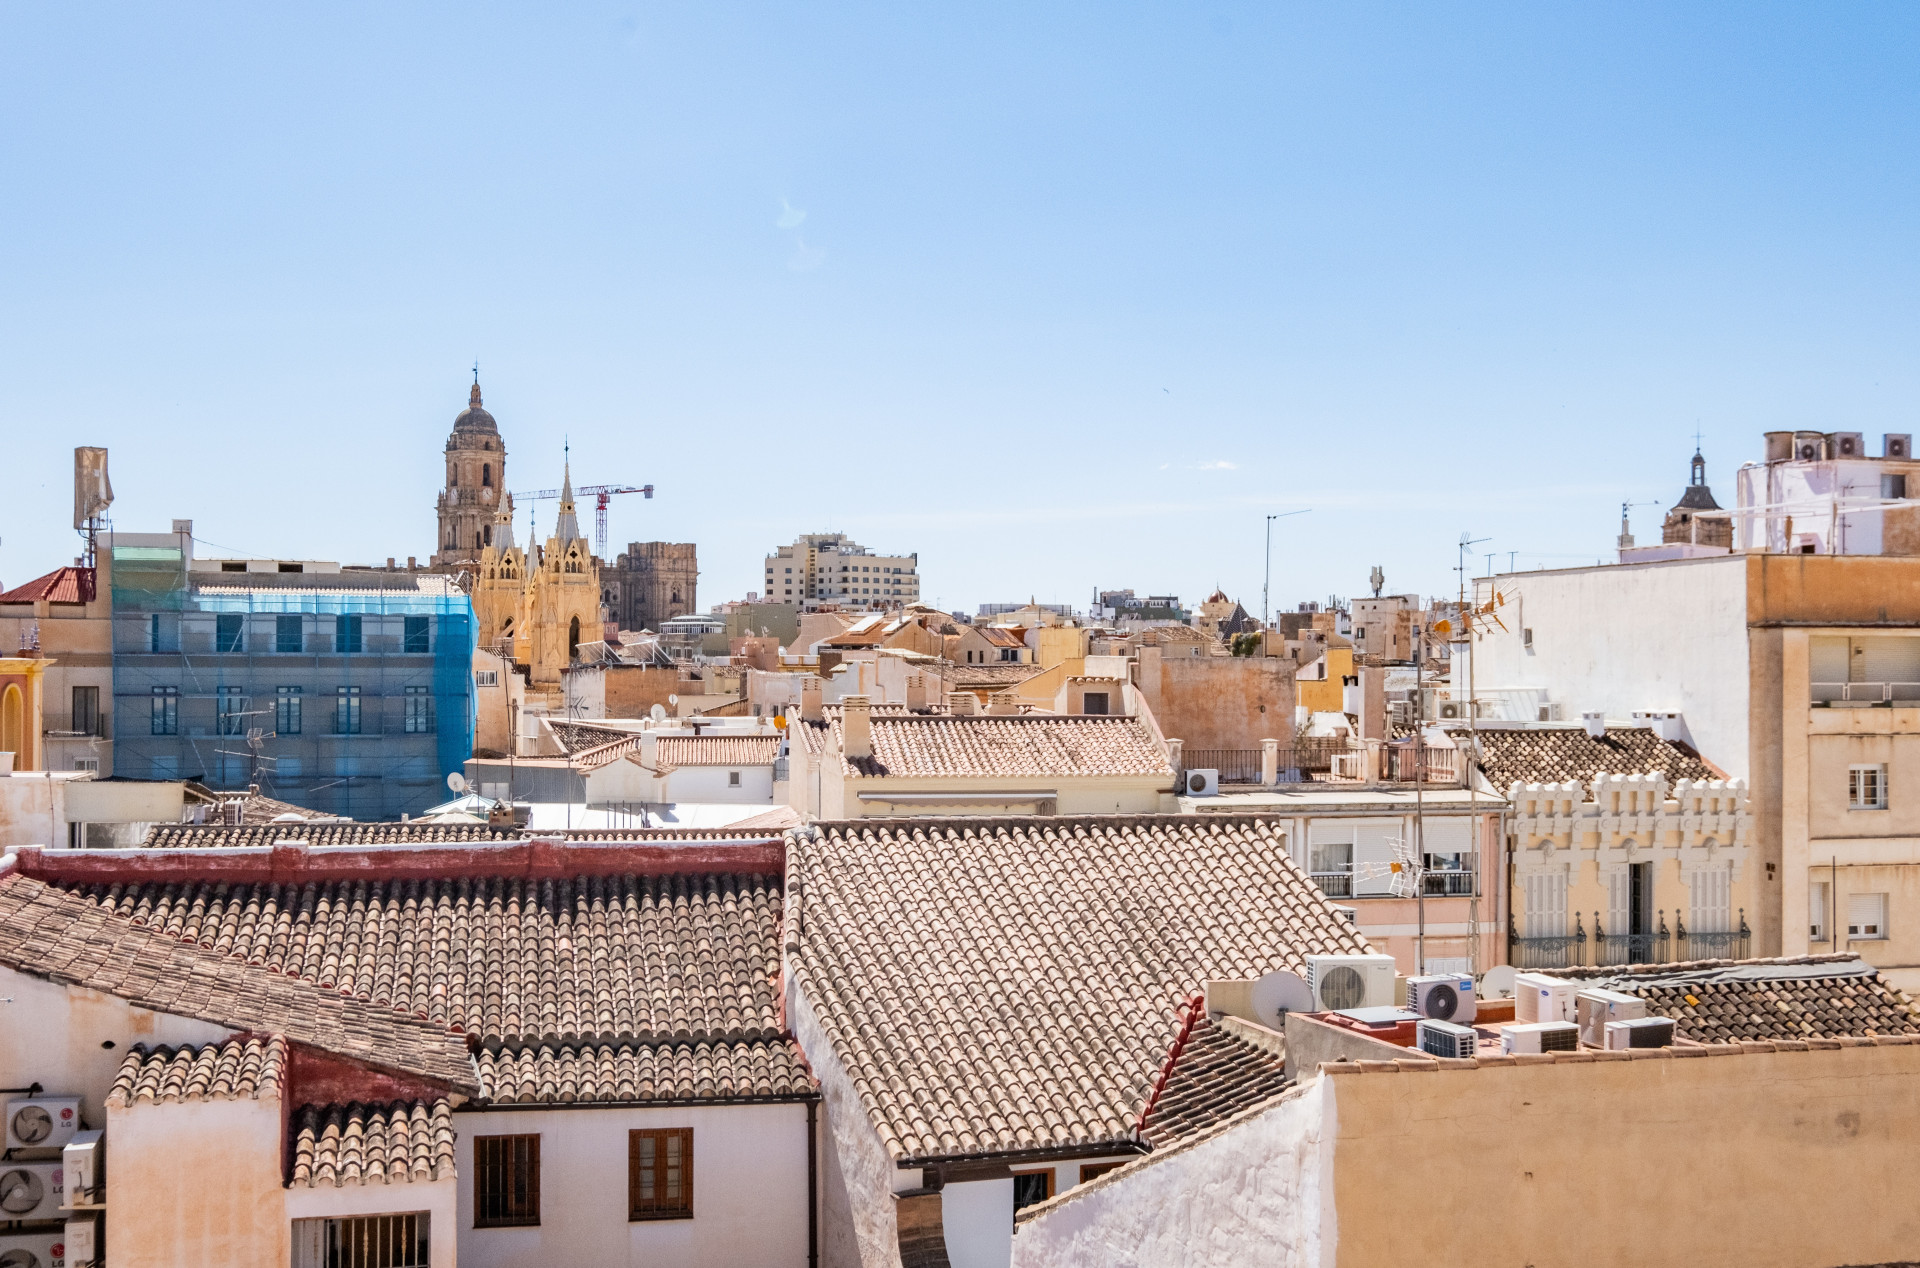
[0,1161,65,1222]
[1794,432,1826,461]
[5,1098,82,1153]
[62,1133,102,1208]
[1830,431,1865,458]
[1576,988,1647,1047]
[1417,1018,1478,1059]
[1502,1020,1579,1054]
[0,1232,65,1268]
[1183,768,1219,796]
[1886,433,1912,460]
[1438,701,1464,720]
[1605,1016,1676,1050]
[64,1213,98,1268]
[1304,954,1398,1012]
[1406,974,1477,1024]
[1514,973,1578,1024]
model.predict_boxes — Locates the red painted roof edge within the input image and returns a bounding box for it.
[10,836,786,887]
[1135,993,1207,1134]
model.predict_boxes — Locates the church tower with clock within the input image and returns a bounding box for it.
[432,374,510,571]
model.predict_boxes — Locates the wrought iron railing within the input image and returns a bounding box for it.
[1422,869,1475,897]
[1593,911,1671,966]
[1311,871,1353,898]
[1182,748,1265,784]
[1676,911,1750,961]
[1510,915,1587,970]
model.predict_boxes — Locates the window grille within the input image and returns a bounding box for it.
[474,1135,540,1227]
[629,1128,693,1220]
[290,1213,428,1268]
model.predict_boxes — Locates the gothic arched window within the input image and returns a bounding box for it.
[484,524,492,546]
[569,616,581,660]
[449,466,459,487]
[482,464,492,487]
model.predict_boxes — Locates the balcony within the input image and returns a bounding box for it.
[1812,681,1920,707]
[1676,912,1750,961]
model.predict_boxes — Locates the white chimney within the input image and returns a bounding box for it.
[640,730,658,766]
[1582,711,1607,740]
[843,694,872,760]
[801,676,824,723]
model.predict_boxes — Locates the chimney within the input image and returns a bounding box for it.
[843,695,872,760]
[1359,667,1388,742]
[1582,711,1607,740]
[801,676,824,722]
[640,730,658,767]
[987,691,1018,716]
[947,691,977,716]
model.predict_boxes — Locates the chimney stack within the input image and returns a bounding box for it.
[1582,711,1607,740]
[842,695,873,760]
[801,676,824,723]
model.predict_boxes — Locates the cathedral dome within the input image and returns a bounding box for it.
[452,381,499,435]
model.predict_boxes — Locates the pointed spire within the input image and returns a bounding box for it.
[494,493,516,554]
[555,453,582,544]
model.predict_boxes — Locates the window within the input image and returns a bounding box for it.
[482,463,492,487]
[149,612,162,652]
[1848,893,1889,940]
[1012,1169,1054,1214]
[72,758,99,773]
[221,561,246,572]
[1811,880,1830,942]
[404,686,433,733]
[1884,473,1908,500]
[291,1213,429,1268]
[1688,865,1732,933]
[216,613,244,653]
[335,614,363,654]
[276,686,303,735]
[217,685,247,736]
[474,669,498,688]
[1078,1161,1125,1185]
[336,686,362,735]
[474,1135,540,1228]
[1849,764,1888,809]
[277,614,303,653]
[628,1128,693,1220]
[404,616,430,654]
[71,686,100,737]
[1081,692,1110,715]
[150,686,178,735]
[1309,839,1353,897]
[278,562,303,574]
[727,770,741,787]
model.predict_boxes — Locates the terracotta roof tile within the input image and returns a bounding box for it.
[291,1099,455,1187]
[477,1038,815,1104]
[834,715,1173,780]
[1138,1015,1291,1148]
[107,1036,286,1107]
[1560,956,1920,1043]
[549,721,637,753]
[71,872,783,1047]
[937,663,1044,688]
[1475,727,1718,790]
[0,566,94,606]
[791,815,1373,1161]
[0,875,477,1092]
[656,735,781,767]
[141,823,515,849]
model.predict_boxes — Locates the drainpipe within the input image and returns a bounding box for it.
[807,1098,819,1268]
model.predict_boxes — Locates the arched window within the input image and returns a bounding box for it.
[0,684,23,762]
[569,616,581,660]
[449,466,459,487]
[484,524,492,546]
[482,464,492,487]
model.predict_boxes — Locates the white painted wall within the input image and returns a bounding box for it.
[1009,1082,1329,1268]
[945,1178,1013,1268]
[452,1102,811,1268]
[1471,557,1752,778]
[108,1096,290,1268]
[667,765,776,804]
[0,967,230,1127]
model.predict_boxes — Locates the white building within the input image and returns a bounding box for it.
[764,533,920,612]
[1732,429,1920,555]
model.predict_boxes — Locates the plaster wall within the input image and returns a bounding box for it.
[786,979,903,1268]
[107,1096,288,1268]
[283,1173,457,1268]
[452,1101,810,1268]
[1134,649,1294,751]
[1008,1080,1327,1268]
[666,764,776,804]
[943,1178,1013,1268]
[0,774,70,848]
[1325,1044,1920,1268]
[829,773,1171,820]
[1471,557,1751,778]
[0,967,229,1125]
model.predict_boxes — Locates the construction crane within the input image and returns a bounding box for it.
[512,483,654,557]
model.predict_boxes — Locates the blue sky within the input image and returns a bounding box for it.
[3,4,1917,615]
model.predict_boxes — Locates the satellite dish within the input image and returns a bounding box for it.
[1252,969,1314,1022]
[446,772,468,793]
[650,703,668,722]
[667,694,678,706]
[773,714,788,730]
[1479,964,1517,1000]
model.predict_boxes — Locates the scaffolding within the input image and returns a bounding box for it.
[110,544,475,821]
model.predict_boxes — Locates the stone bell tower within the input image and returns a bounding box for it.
[432,373,510,571]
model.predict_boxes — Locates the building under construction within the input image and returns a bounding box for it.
[109,527,475,820]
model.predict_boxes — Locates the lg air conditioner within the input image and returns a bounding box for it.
[1417,1018,1478,1059]
[1514,973,1578,1024]
[0,1162,65,1222]
[1406,974,1477,1024]
[4,1098,82,1153]
[1502,1021,1579,1054]
[0,1232,65,1268]
[1184,769,1219,797]
[1304,954,1398,1012]
[1576,988,1646,1047]
[1604,1016,1676,1050]
[1438,701,1464,720]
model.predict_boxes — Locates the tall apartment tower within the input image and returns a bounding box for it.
[432,376,509,571]
[764,532,919,612]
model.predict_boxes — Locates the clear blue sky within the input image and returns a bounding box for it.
[3,4,1917,615]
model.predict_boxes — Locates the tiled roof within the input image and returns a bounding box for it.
[141,822,515,849]
[937,663,1044,687]
[975,627,1027,649]
[477,1037,815,1104]
[208,789,331,826]
[656,735,781,767]
[73,872,783,1046]
[1138,1015,1291,1149]
[0,874,477,1092]
[1473,726,1719,791]
[533,812,800,840]
[833,715,1173,780]
[549,721,637,753]
[107,1036,286,1107]
[790,815,1373,1161]
[0,565,94,606]
[1561,956,1920,1044]
[291,1099,456,1187]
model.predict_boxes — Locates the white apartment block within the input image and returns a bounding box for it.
[763,533,920,612]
